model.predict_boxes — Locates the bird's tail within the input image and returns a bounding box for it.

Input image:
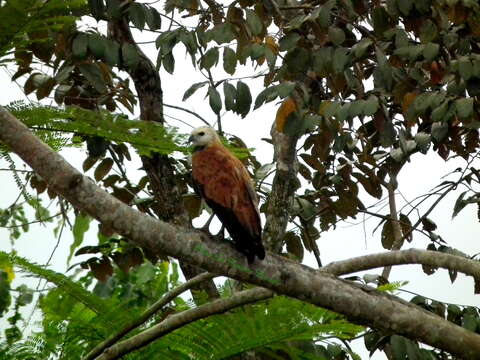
[244,237,265,263]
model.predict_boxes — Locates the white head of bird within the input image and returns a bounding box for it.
[188,126,220,148]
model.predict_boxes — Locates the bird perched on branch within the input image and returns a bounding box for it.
[189,126,265,263]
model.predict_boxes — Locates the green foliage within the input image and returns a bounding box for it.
[0,0,83,62]
[145,295,362,360]
[5,101,186,156]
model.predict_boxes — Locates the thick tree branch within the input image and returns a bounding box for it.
[107,2,219,300]
[263,125,300,253]
[323,249,480,285]
[1,107,480,359]
[84,272,216,360]
[96,287,273,359]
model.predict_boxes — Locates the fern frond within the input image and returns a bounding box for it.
[0,150,33,203]
[6,101,187,156]
[1,251,108,315]
[137,295,363,359]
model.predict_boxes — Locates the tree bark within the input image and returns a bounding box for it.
[2,106,480,359]
[107,5,219,300]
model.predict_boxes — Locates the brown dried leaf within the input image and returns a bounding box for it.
[381,219,394,250]
[285,231,304,261]
[94,158,114,181]
[89,256,113,282]
[275,97,297,133]
[83,156,98,172]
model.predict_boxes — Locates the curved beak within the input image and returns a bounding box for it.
[188,135,194,144]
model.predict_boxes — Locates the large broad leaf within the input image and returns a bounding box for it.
[208,86,222,114]
[235,81,251,118]
[68,214,91,265]
[183,82,207,101]
[223,47,237,75]
[78,63,107,93]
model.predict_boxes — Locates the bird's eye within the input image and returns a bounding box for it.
[198,131,205,136]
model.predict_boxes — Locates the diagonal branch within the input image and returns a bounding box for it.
[84,272,216,360]
[1,106,480,359]
[96,287,273,359]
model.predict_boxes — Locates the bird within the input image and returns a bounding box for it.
[189,126,266,263]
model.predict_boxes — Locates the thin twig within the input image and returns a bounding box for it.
[164,103,210,126]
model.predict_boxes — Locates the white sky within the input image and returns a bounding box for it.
[0,8,479,359]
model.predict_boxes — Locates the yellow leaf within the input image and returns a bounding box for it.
[402,92,418,114]
[0,264,15,282]
[318,101,333,116]
[275,97,297,132]
[265,36,279,54]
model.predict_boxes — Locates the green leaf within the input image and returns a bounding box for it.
[459,59,474,81]
[318,0,334,27]
[328,27,345,45]
[431,121,448,143]
[363,96,379,116]
[455,97,474,119]
[210,23,236,44]
[162,52,175,74]
[72,33,88,59]
[431,101,448,122]
[245,9,263,36]
[254,86,278,109]
[390,335,407,359]
[462,314,478,332]
[333,48,349,73]
[413,93,433,113]
[55,65,74,83]
[16,285,33,306]
[276,82,296,98]
[423,43,439,61]
[208,86,222,114]
[89,0,106,20]
[372,6,391,34]
[236,81,252,118]
[414,132,431,153]
[106,0,121,19]
[452,191,468,219]
[88,34,106,59]
[223,82,237,111]
[145,6,161,30]
[419,19,437,43]
[183,82,207,101]
[354,38,373,58]
[68,214,91,264]
[285,48,310,73]
[104,40,120,66]
[250,43,264,59]
[397,0,413,15]
[128,3,146,31]
[78,64,107,93]
[223,47,237,75]
[279,33,301,51]
[122,43,140,70]
[200,47,219,70]
[0,272,11,317]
